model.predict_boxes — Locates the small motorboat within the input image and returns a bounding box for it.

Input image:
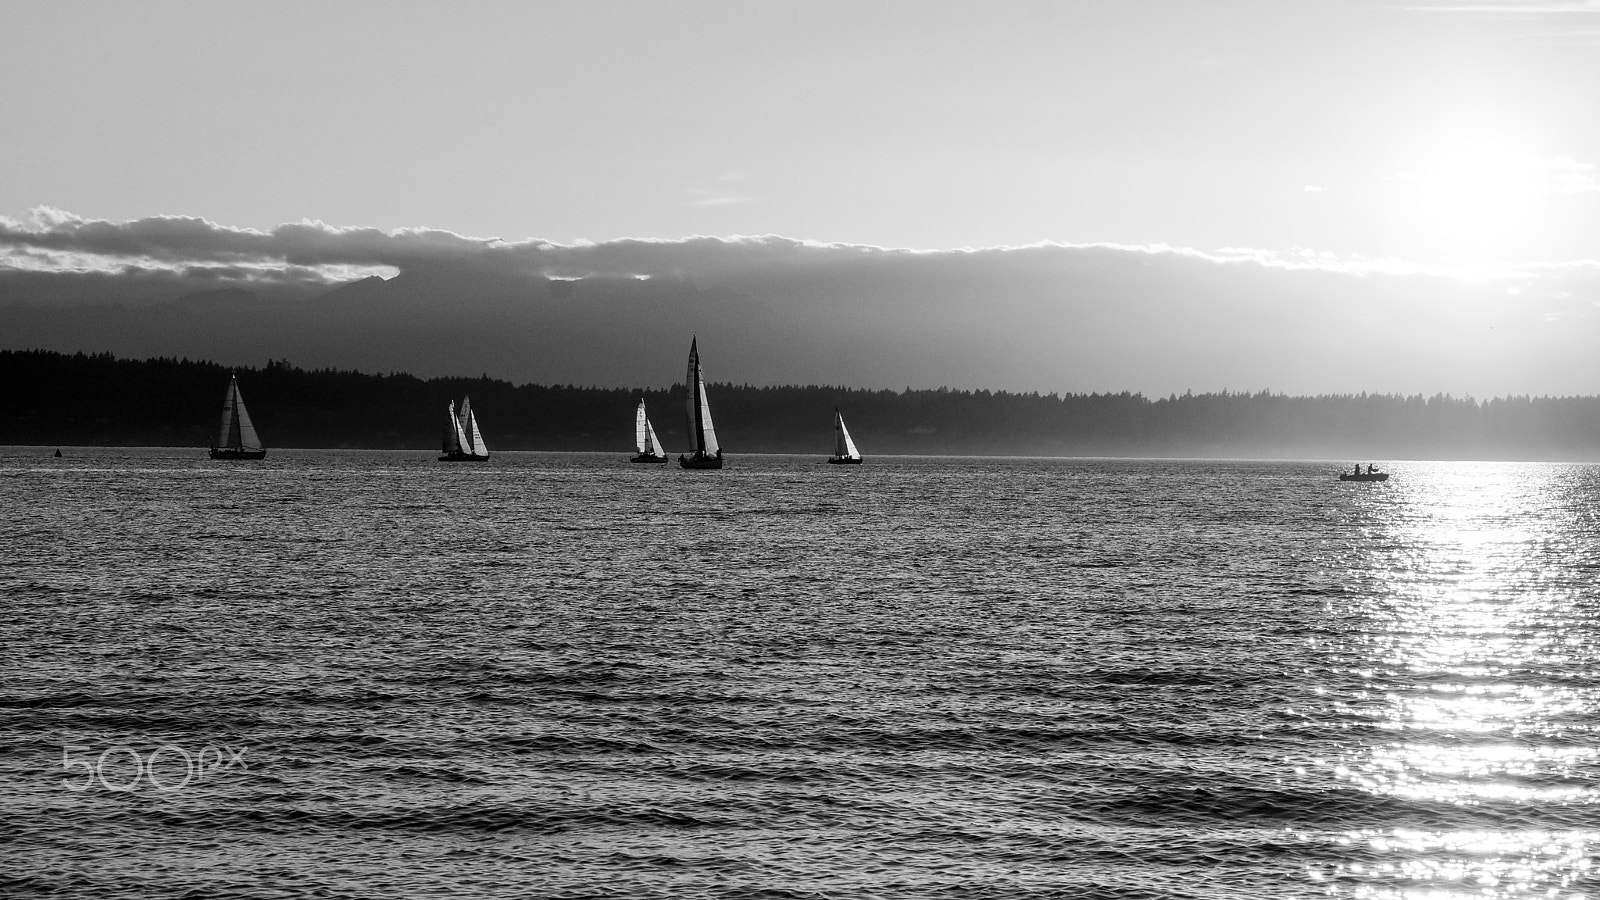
[1339,464,1389,482]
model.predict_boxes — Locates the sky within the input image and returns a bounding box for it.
[2,0,1599,397]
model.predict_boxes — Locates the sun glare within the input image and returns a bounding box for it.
[1398,134,1552,260]
[1321,465,1600,897]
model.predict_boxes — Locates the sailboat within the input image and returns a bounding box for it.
[439,396,490,462]
[827,407,863,464]
[209,373,267,460]
[678,336,723,469]
[631,398,668,463]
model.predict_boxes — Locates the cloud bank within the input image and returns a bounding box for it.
[3,208,1597,398]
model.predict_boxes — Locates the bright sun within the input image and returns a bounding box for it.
[1394,131,1558,261]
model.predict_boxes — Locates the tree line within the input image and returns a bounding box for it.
[3,349,1598,460]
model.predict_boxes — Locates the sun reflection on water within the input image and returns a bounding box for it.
[1317,463,1600,898]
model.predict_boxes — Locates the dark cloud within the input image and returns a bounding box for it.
[2,209,1597,397]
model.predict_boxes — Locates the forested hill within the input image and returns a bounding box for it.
[3,350,1598,460]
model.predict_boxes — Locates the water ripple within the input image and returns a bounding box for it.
[2,451,1598,898]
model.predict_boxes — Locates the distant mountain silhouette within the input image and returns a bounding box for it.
[160,287,259,308]
[1,269,826,389]
[4,235,1597,399]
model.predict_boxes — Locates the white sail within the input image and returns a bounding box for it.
[834,408,860,460]
[635,399,650,454]
[644,417,662,456]
[443,400,466,454]
[217,375,264,452]
[695,377,719,455]
[460,396,488,456]
[685,337,720,455]
[216,383,237,449]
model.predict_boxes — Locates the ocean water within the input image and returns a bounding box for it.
[2,449,1598,899]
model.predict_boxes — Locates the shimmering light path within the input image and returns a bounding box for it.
[1313,464,1600,897]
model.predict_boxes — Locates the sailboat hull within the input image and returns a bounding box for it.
[631,453,668,463]
[438,452,490,462]
[827,456,863,465]
[210,448,266,460]
[679,452,723,470]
